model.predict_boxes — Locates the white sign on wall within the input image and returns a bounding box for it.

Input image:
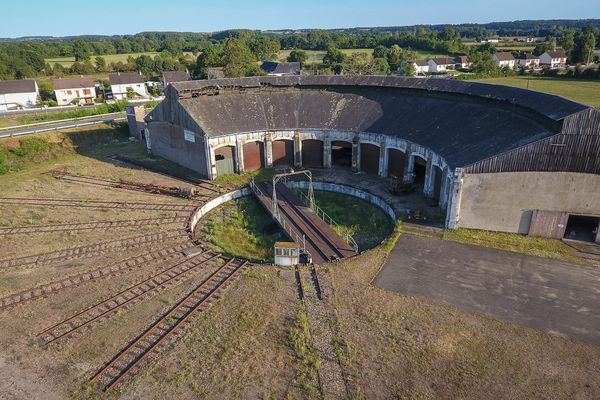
[184,130,195,143]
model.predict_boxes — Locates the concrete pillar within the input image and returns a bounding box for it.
[207,144,216,180]
[403,143,414,184]
[439,167,450,209]
[352,135,360,173]
[378,138,387,177]
[294,130,302,168]
[235,137,244,173]
[323,134,332,168]
[423,153,435,197]
[265,133,273,168]
[445,169,464,229]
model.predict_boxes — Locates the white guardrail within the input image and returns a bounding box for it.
[0,112,127,138]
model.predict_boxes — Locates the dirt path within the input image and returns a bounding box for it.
[0,354,65,400]
[300,266,348,400]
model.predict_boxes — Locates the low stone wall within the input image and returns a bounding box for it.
[285,181,397,223]
[188,187,252,235]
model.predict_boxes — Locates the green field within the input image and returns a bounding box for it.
[278,48,449,63]
[473,76,600,109]
[45,51,195,67]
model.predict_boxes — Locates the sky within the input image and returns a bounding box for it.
[2,0,599,38]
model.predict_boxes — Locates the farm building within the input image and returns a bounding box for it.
[144,76,600,240]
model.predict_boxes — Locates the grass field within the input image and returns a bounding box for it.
[473,76,600,109]
[45,51,195,67]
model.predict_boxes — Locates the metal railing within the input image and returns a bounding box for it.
[296,190,359,253]
[249,179,310,261]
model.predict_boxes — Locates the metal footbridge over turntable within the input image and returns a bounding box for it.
[250,170,357,264]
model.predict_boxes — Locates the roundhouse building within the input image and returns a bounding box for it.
[145,76,600,240]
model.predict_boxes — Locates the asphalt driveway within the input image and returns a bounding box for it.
[374,235,600,345]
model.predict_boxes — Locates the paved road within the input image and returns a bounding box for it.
[0,114,127,138]
[374,235,600,345]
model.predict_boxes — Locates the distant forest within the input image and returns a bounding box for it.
[0,19,598,82]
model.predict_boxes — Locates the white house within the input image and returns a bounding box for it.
[454,55,471,69]
[411,60,430,75]
[493,52,516,68]
[427,57,456,73]
[0,79,38,111]
[540,50,567,68]
[516,53,540,69]
[109,72,149,100]
[53,77,96,106]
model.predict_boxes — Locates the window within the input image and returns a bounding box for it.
[66,90,72,95]
[83,89,91,95]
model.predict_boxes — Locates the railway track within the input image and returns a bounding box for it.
[0,229,186,269]
[109,154,219,194]
[0,243,196,310]
[52,172,211,201]
[0,197,197,212]
[37,251,219,345]
[0,216,187,235]
[91,257,248,392]
[294,265,322,301]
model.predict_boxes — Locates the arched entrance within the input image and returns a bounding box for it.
[214,146,236,177]
[360,143,380,175]
[387,148,405,180]
[243,141,265,172]
[331,141,352,167]
[272,139,294,168]
[302,139,324,168]
[413,155,427,185]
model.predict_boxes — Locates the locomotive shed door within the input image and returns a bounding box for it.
[243,141,265,172]
[302,139,324,168]
[215,146,235,177]
[272,139,294,167]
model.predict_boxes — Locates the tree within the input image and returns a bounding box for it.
[222,38,263,78]
[372,45,389,59]
[342,53,379,75]
[561,30,576,58]
[387,44,403,70]
[195,44,224,78]
[322,47,345,65]
[72,39,92,62]
[94,56,106,72]
[374,58,390,75]
[287,50,308,64]
[469,44,498,75]
[532,43,549,56]
[573,28,597,64]
[403,62,416,77]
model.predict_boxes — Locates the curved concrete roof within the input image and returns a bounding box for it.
[160,76,596,170]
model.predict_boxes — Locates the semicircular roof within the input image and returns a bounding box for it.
[164,76,593,169]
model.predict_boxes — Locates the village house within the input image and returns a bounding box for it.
[454,55,471,69]
[427,57,456,73]
[260,61,302,76]
[52,77,96,106]
[540,50,568,68]
[493,52,516,68]
[162,70,191,87]
[516,53,540,69]
[410,60,430,75]
[0,79,38,111]
[109,72,149,100]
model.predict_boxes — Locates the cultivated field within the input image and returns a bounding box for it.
[474,76,600,109]
[45,52,195,68]
[278,48,450,63]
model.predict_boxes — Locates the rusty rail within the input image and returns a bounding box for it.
[0,197,197,212]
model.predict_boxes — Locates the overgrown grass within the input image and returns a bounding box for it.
[443,228,581,263]
[289,309,321,395]
[295,189,394,251]
[213,168,279,190]
[0,123,129,175]
[204,197,284,262]
[15,101,128,125]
